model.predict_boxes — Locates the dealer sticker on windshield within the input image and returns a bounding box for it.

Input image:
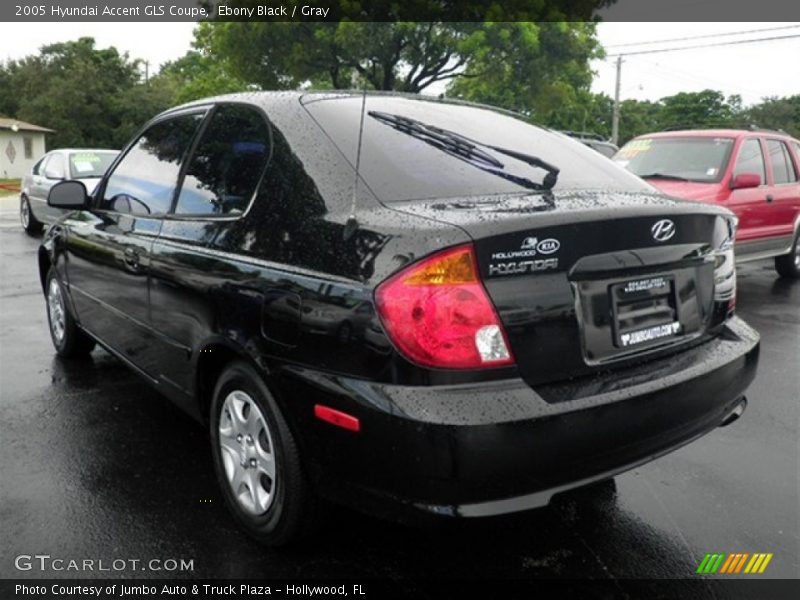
[620,321,682,347]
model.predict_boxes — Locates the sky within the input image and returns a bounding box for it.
[0,22,798,107]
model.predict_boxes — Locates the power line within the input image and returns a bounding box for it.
[624,58,767,99]
[605,24,800,49]
[606,33,800,57]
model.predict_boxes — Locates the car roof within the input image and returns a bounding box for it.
[633,129,796,141]
[169,90,536,126]
[49,148,120,154]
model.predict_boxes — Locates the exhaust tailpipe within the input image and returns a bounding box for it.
[719,396,747,428]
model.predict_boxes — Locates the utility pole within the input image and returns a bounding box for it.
[144,61,150,85]
[611,55,623,146]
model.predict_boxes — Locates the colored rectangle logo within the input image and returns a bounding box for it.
[697,552,773,575]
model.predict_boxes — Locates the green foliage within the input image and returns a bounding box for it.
[743,95,800,138]
[0,38,174,148]
[547,90,746,146]
[658,90,740,131]
[448,22,603,121]
[616,98,666,143]
[193,20,603,101]
[156,50,250,104]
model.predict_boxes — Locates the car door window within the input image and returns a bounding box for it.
[44,153,65,179]
[102,113,204,215]
[174,105,270,216]
[733,138,766,184]
[781,141,797,182]
[766,139,795,184]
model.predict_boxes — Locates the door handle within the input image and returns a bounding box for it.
[123,246,141,269]
[766,194,774,203]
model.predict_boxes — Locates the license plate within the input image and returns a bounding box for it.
[611,275,682,349]
[619,321,682,347]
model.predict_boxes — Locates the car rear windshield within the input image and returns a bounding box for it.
[68,151,118,179]
[614,137,734,183]
[302,96,650,202]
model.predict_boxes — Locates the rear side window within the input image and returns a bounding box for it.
[733,138,766,185]
[766,139,797,184]
[32,155,47,176]
[103,113,204,215]
[174,104,270,216]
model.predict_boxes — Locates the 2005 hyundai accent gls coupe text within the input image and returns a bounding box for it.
[39,92,759,545]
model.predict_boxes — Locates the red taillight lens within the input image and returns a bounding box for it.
[375,244,515,369]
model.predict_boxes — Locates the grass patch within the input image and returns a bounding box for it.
[0,178,21,198]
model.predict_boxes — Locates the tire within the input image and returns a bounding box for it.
[20,195,43,235]
[774,230,800,279]
[210,360,317,546]
[45,268,96,358]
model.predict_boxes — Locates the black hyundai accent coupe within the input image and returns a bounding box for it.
[39,92,759,545]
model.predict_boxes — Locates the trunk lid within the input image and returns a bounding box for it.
[389,190,734,386]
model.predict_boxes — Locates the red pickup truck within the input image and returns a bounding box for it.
[614,129,800,278]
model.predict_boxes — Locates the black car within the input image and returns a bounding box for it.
[40,92,759,545]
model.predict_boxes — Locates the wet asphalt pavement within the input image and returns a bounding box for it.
[0,196,797,590]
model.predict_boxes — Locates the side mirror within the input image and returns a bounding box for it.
[44,168,64,180]
[730,172,761,190]
[48,180,89,209]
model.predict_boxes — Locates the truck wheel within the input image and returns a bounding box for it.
[775,231,800,279]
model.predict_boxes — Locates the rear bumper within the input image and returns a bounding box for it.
[276,317,759,522]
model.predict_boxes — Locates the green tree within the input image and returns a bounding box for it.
[744,95,800,138]
[0,66,15,117]
[658,89,740,131]
[193,20,603,102]
[448,22,602,121]
[156,50,249,104]
[1,37,176,148]
[617,98,664,144]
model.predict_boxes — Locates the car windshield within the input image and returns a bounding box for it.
[614,137,734,183]
[68,151,118,179]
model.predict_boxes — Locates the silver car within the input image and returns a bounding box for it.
[20,148,118,235]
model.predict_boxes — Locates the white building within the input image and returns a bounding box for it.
[0,118,54,179]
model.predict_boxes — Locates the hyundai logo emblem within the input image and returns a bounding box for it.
[651,219,676,242]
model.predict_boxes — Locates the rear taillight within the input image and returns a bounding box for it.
[714,216,737,318]
[375,244,514,369]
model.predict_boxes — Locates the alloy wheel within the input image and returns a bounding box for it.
[47,278,66,344]
[218,390,277,515]
[20,198,30,229]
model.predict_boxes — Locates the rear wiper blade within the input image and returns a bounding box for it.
[368,111,560,190]
[639,173,691,182]
[369,111,504,169]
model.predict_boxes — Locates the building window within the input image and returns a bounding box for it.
[23,137,33,159]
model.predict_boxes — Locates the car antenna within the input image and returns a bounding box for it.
[344,80,368,241]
